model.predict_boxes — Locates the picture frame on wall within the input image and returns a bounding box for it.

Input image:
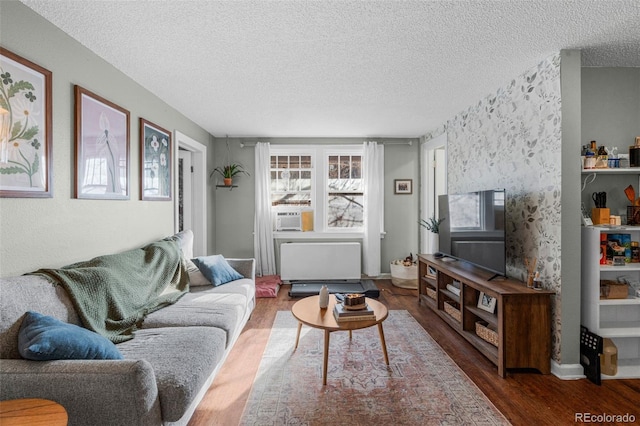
[477,292,497,313]
[0,47,53,198]
[74,85,130,200]
[394,179,412,194]
[140,118,172,201]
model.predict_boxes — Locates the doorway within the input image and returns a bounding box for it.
[420,133,447,253]
[174,131,207,257]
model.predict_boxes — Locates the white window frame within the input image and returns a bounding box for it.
[271,144,366,239]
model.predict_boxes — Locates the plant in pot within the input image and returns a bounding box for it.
[210,163,249,186]
[419,215,444,253]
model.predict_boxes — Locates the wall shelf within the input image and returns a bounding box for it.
[216,185,238,191]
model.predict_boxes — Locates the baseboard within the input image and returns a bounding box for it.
[551,359,586,380]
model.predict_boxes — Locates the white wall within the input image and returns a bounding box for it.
[0,2,212,277]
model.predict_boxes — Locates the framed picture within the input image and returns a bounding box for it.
[477,292,497,313]
[74,85,130,199]
[0,48,53,198]
[394,179,412,194]
[140,118,172,201]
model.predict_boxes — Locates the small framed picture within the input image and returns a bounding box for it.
[140,118,172,201]
[0,48,53,198]
[74,85,130,199]
[477,292,497,313]
[394,179,412,194]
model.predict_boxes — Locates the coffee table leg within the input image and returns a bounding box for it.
[377,323,389,365]
[323,330,330,385]
[349,330,352,340]
[294,322,302,350]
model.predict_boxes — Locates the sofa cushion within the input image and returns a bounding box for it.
[0,275,81,359]
[117,327,226,422]
[18,311,123,361]
[192,255,243,286]
[141,280,253,346]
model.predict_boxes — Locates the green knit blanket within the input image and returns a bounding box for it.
[33,238,188,343]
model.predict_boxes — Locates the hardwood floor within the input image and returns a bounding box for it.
[188,280,640,426]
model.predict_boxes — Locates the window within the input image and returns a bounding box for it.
[327,154,362,228]
[270,145,365,233]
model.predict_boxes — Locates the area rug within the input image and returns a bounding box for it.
[240,310,510,425]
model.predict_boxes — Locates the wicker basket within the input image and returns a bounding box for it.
[443,301,461,323]
[426,287,437,300]
[390,263,418,289]
[476,321,498,347]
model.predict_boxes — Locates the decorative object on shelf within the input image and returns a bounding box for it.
[477,292,497,313]
[0,48,53,198]
[629,137,640,167]
[525,256,538,288]
[140,118,172,201]
[318,285,329,309]
[393,178,412,194]
[211,163,249,186]
[210,136,249,187]
[420,216,444,254]
[75,85,130,200]
[601,338,618,376]
[390,253,418,289]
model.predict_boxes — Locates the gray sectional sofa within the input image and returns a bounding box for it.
[0,231,256,426]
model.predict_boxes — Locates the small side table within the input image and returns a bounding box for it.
[0,398,68,426]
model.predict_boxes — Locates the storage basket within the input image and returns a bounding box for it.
[390,263,418,289]
[476,321,498,347]
[600,280,629,299]
[426,287,437,300]
[443,301,461,323]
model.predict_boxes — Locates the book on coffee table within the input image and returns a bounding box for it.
[333,303,375,322]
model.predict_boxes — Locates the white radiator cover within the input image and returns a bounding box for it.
[280,242,361,281]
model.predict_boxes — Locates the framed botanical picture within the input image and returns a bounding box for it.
[0,48,53,197]
[140,118,172,201]
[477,292,497,313]
[394,179,412,194]
[74,85,130,199]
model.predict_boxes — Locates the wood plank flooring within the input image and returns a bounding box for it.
[188,280,640,426]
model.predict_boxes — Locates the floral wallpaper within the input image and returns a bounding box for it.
[432,53,564,361]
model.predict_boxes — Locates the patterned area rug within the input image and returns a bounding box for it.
[240,310,510,425]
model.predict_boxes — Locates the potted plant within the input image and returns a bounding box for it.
[210,163,249,186]
[390,253,418,289]
[419,216,444,253]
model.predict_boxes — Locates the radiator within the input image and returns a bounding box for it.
[280,242,361,281]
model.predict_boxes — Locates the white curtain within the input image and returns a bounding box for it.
[362,141,384,277]
[254,142,276,276]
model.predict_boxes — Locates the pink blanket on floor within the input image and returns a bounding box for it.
[256,275,282,298]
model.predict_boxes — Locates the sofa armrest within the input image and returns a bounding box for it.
[0,359,162,426]
[226,258,255,281]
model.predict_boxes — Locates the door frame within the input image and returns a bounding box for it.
[174,130,207,257]
[420,133,447,253]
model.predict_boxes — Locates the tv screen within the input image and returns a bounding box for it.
[438,189,506,278]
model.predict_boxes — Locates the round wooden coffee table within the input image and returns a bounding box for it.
[0,398,68,426]
[291,294,389,385]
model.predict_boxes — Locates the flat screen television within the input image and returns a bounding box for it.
[438,189,506,279]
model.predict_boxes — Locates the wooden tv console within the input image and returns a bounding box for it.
[418,254,554,377]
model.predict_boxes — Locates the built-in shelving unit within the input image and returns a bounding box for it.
[581,226,640,379]
[418,254,554,377]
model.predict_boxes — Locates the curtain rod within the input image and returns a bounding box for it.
[240,140,412,148]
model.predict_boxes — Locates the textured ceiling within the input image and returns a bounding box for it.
[19,0,640,138]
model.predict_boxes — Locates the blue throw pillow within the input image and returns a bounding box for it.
[18,311,123,361]
[192,254,243,286]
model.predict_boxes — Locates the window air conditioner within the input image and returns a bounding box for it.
[276,212,302,231]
